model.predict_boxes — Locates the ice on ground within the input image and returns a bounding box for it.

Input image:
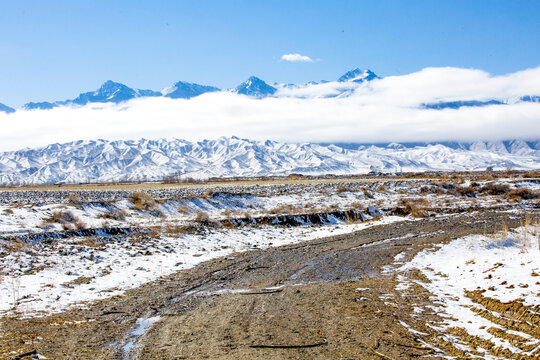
[123,315,161,353]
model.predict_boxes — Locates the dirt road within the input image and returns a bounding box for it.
[0,210,536,359]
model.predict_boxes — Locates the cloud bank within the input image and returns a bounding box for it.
[1,66,540,152]
[281,53,314,62]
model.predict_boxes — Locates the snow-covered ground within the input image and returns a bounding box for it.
[0,216,405,317]
[398,223,540,358]
[0,177,537,330]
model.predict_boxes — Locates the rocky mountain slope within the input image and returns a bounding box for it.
[0,137,538,185]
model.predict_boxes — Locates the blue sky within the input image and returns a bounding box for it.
[1,0,539,107]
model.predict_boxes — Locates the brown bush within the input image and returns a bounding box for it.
[453,186,477,197]
[268,204,301,215]
[194,211,222,228]
[397,198,430,218]
[480,182,511,196]
[44,210,86,230]
[130,191,156,211]
[505,188,537,200]
[99,209,127,221]
[178,205,191,214]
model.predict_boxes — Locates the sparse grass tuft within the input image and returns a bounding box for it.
[505,188,537,200]
[178,205,191,214]
[99,209,127,221]
[194,211,222,228]
[130,191,156,211]
[43,210,86,230]
[480,182,511,196]
[397,198,430,218]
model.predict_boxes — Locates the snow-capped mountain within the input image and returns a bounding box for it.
[338,68,379,83]
[161,81,220,99]
[2,67,537,113]
[0,102,15,114]
[23,81,161,110]
[0,137,538,185]
[234,76,277,98]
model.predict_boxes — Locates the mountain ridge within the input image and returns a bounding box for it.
[0,137,537,185]
[2,67,538,112]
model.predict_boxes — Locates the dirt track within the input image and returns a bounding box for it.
[0,210,537,359]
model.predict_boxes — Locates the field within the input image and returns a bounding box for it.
[0,172,539,359]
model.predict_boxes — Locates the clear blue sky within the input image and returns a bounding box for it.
[1,0,539,107]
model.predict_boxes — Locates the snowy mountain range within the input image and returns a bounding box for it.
[0,137,538,185]
[3,67,538,113]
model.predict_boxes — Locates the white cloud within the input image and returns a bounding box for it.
[0,66,539,152]
[281,53,314,62]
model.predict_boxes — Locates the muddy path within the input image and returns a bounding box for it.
[0,210,536,359]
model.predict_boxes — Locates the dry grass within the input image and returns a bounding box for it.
[336,185,351,193]
[3,239,31,254]
[194,211,222,228]
[130,191,157,211]
[163,224,188,236]
[43,210,86,230]
[480,182,511,195]
[98,209,127,221]
[76,238,102,248]
[267,204,302,215]
[361,187,374,199]
[505,188,537,200]
[397,198,431,218]
[178,205,191,214]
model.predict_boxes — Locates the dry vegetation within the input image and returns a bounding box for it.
[129,191,157,211]
[397,198,431,218]
[98,209,128,221]
[43,210,86,230]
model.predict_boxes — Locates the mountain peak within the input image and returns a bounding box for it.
[338,68,379,83]
[235,76,277,98]
[0,102,15,114]
[162,81,220,99]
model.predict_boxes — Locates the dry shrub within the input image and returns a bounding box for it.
[195,211,210,222]
[76,238,101,248]
[44,210,86,230]
[163,224,188,236]
[480,182,511,196]
[268,204,301,215]
[505,188,537,200]
[3,208,14,214]
[221,209,232,217]
[453,185,477,197]
[99,209,127,221]
[178,205,191,214]
[3,240,30,254]
[67,193,81,203]
[130,191,156,211]
[397,198,430,218]
[67,193,85,209]
[362,188,374,199]
[336,185,351,193]
[194,211,222,228]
